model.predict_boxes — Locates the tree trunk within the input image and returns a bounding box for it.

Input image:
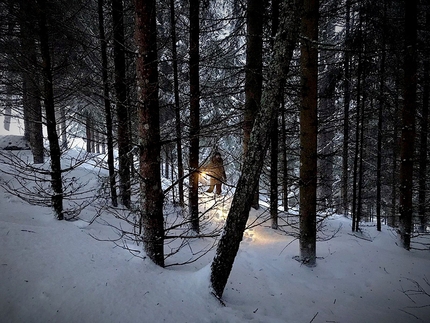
[342,0,351,216]
[135,0,165,267]
[418,14,430,233]
[112,0,131,208]
[19,0,44,164]
[280,97,288,211]
[86,113,93,153]
[376,3,387,232]
[98,0,118,207]
[244,0,264,210]
[270,114,279,229]
[170,0,184,208]
[399,0,417,249]
[189,0,200,233]
[270,0,280,229]
[37,0,63,220]
[299,0,319,266]
[418,61,429,233]
[318,18,336,211]
[210,0,301,298]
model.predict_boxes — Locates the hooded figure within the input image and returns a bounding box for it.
[202,152,226,195]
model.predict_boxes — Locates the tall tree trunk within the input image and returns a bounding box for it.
[270,114,279,229]
[399,0,417,249]
[342,0,351,216]
[280,98,288,211]
[135,0,164,267]
[299,0,319,266]
[170,0,184,208]
[19,0,44,164]
[418,59,429,233]
[244,0,264,210]
[376,2,387,232]
[318,18,336,211]
[112,0,131,208]
[389,75,400,228]
[270,0,280,229]
[98,0,118,207]
[210,0,301,298]
[418,13,430,233]
[37,0,63,220]
[189,0,200,233]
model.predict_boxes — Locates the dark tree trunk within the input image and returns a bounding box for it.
[37,0,63,220]
[170,0,184,208]
[189,0,200,233]
[376,3,387,232]
[19,0,44,164]
[98,0,118,207]
[418,13,430,233]
[270,0,280,229]
[280,98,288,211]
[112,0,131,208]
[399,0,417,249]
[318,18,336,211]
[299,0,318,266]
[418,60,429,233]
[210,0,301,298]
[270,114,279,229]
[244,0,264,210]
[342,0,351,216]
[389,76,400,228]
[135,0,165,267]
[86,114,93,153]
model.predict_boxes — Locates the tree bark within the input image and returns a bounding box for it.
[210,0,301,298]
[299,0,318,266]
[112,0,131,208]
[376,2,387,232]
[98,0,118,207]
[19,0,44,164]
[418,13,430,233]
[399,0,417,250]
[189,0,200,233]
[244,0,264,210]
[135,0,165,267]
[170,0,185,208]
[341,0,351,216]
[270,0,280,229]
[37,0,63,220]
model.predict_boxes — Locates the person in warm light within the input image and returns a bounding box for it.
[201,151,226,195]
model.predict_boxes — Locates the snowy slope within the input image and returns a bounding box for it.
[1,147,430,323]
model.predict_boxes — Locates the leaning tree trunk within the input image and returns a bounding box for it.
[299,0,318,266]
[135,0,165,267]
[210,0,301,298]
[37,0,63,220]
[399,0,417,250]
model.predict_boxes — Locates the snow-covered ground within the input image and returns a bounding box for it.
[1,138,430,323]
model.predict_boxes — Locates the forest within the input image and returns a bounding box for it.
[0,0,429,302]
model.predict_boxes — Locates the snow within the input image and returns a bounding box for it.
[1,139,430,323]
